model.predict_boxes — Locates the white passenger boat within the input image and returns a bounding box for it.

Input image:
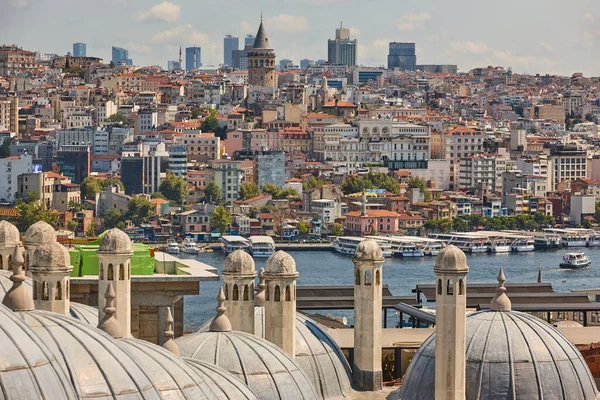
[166,239,180,254]
[464,240,488,253]
[533,234,562,249]
[333,236,393,257]
[393,243,424,258]
[510,237,535,252]
[587,232,600,247]
[489,239,511,253]
[544,229,588,247]
[248,236,276,258]
[182,238,199,254]
[422,241,445,256]
[221,235,250,255]
[559,252,591,269]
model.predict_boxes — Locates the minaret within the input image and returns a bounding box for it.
[263,250,298,358]
[434,245,469,400]
[0,220,20,270]
[361,189,367,217]
[352,239,384,391]
[193,45,197,70]
[222,249,256,333]
[2,244,34,311]
[161,307,180,356]
[97,228,133,337]
[178,46,182,68]
[29,241,73,315]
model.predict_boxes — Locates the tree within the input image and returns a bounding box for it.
[150,192,167,200]
[201,115,219,133]
[407,176,432,202]
[68,201,84,213]
[158,173,187,205]
[81,177,103,200]
[0,138,11,158]
[125,196,155,226]
[104,209,124,229]
[297,220,309,237]
[109,61,115,68]
[67,220,78,232]
[332,224,344,236]
[105,113,131,126]
[452,217,469,232]
[191,107,216,119]
[279,187,300,199]
[249,207,259,218]
[204,181,222,203]
[423,219,440,232]
[11,200,59,232]
[85,221,96,238]
[341,172,400,195]
[585,113,595,122]
[210,205,232,234]
[24,190,40,203]
[262,183,281,198]
[240,182,261,200]
[303,176,328,191]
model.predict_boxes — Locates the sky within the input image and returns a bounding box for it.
[1,0,599,76]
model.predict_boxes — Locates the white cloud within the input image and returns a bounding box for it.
[241,21,254,34]
[128,43,153,54]
[348,27,361,37]
[490,50,554,72]
[396,12,432,31]
[152,24,209,45]
[10,0,28,8]
[424,31,449,42]
[133,1,181,23]
[267,15,310,33]
[372,39,390,49]
[445,40,489,55]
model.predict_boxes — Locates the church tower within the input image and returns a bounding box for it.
[434,245,469,400]
[248,14,276,88]
[352,239,384,391]
[222,249,256,334]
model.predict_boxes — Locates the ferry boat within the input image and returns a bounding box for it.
[587,231,600,247]
[422,241,445,256]
[463,239,488,253]
[544,229,588,247]
[510,237,535,252]
[221,235,250,255]
[182,238,199,254]
[533,234,562,249]
[489,239,511,253]
[428,233,488,253]
[559,252,591,269]
[248,236,276,258]
[166,239,180,254]
[393,243,424,258]
[333,236,393,257]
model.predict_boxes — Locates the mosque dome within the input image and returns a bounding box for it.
[0,270,98,325]
[24,221,57,247]
[118,337,224,399]
[184,358,260,400]
[98,228,132,254]
[354,239,383,260]
[0,304,77,399]
[0,220,19,246]
[223,249,256,276]
[30,242,72,274]
[264,250,297,276]
[14,310,162,399]
[176,328,318,400]
[434,244,468,272]
[392,310,600,400]
[200,308,353,400]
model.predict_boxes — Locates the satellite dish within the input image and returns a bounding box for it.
[342,317,348,326]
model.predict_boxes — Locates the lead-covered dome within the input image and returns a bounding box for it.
[354,239,383,260]
[176,329,318,400]
[434,244,468,272]
[223,249,256,276]
[264,250,297,276]
[393,310,600,400]
[15,310,161,399]
[0,220,19,246]
[30,241,72,274]
[98,228,132,254]
[24,221,57,247]
[184,358,260,400]
[0,304,77,399]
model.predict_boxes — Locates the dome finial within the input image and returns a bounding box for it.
[490,267,512,311]
[97,282,122,338]
[161,307,180,356]
[210,287,232,332]
[2,244,34,311]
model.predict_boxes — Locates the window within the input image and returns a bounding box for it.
[447,279,454,295]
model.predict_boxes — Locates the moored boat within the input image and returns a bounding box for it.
[182,238,200,254]
[248,236,276,258]
[511,238,535,252]
[166,239,180,254]
[221,235,250,255]
[559,252,591,269]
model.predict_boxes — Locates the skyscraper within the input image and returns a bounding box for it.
[112,46,132,66]
[300,59,314,69]
[73,43,86,57]
[327,23,357,67]
[223,35,239,66]
[167,61,181,71]
[388,42,416,71]
[185,47,201,71]
[245,35,255,47]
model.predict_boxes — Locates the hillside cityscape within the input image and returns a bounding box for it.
[2,3,600,400]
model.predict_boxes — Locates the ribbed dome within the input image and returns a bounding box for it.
[354,239,383,260]
[223,249,256,276]
[24,221,57,246]
[264,250,297,276]
[30,242,72,274]
[176,330,318,400]
[15,310,162,399]
[0,270,98,325]
[118,337,222,399]
[199,309,352,400]
[184,358,260,400]
[434,244,468,272]
[0,304,77,399]
[0,220,19,246]
[393,310,600,400]
[98,228,132,254]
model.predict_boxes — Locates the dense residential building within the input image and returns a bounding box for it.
[458,154,506,195]
[177,131,220,164]
[327,23,357,66]
[387,42,416,71]
[256,150,285,188]
[0,95,19,133]
[0,154,32,202]
[17,171,71,208]
[548,145,588,191]
[0,45,37,76]
[210,159,248,203]
[168,144,188,176]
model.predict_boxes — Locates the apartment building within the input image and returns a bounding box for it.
[441,127,487,163]
[17,171,71,208]
[548,146,588,191]
[457,154,506,194]
[176,131,220,164]
[210,159,252,204]
[0,154,33,202]
[501,170,548,202]
[0,96,19,133]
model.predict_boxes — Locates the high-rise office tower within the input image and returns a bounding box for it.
[327,22,357,66]
[300,59,314,69]
[73,43,86,57]
[387,42,416,71]
[167,61,181,71]
[112,46,132,66]
[223,35,239,66]
[185,47,201,71]
[245,35,255,47]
